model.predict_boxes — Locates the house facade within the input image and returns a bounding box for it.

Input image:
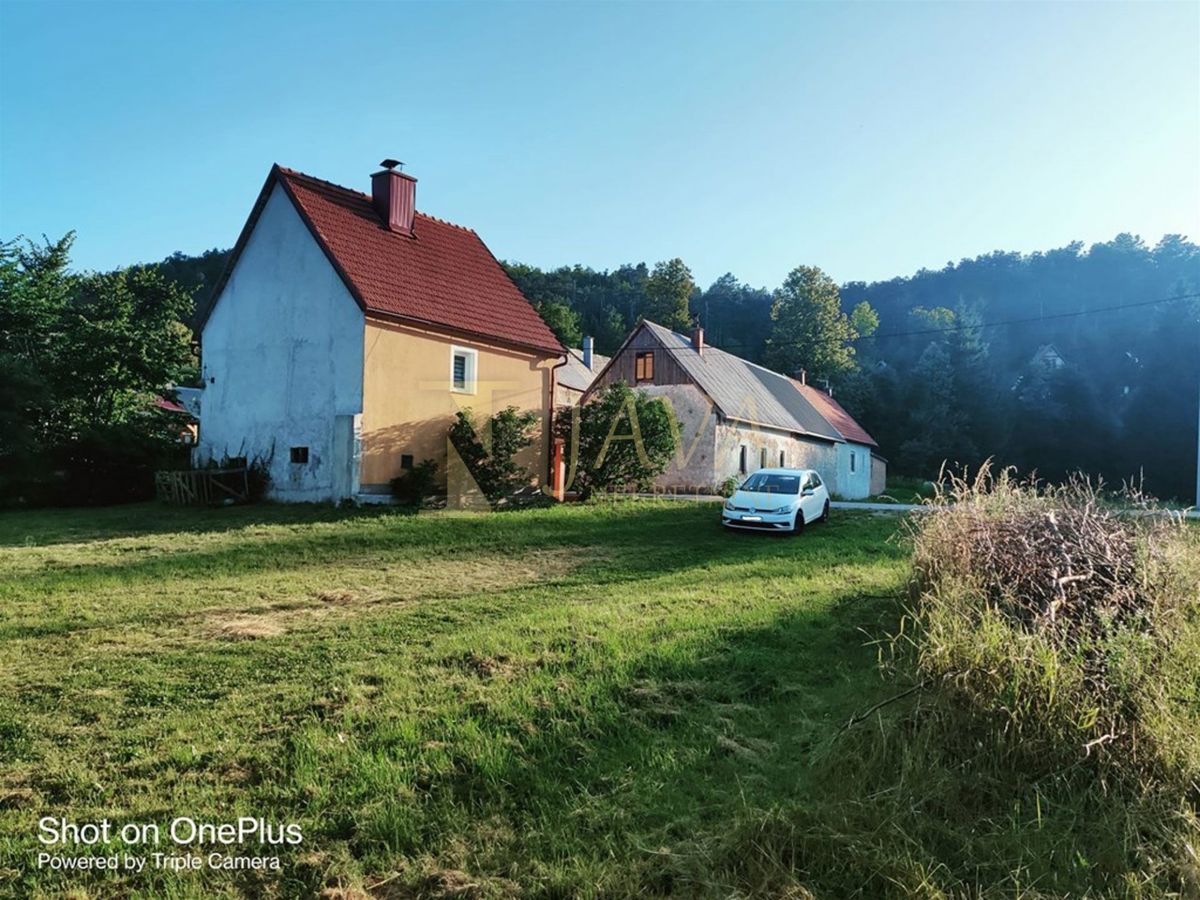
[195,162,565,502]
[585,321,881,498]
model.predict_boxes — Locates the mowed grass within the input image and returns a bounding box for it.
[0,500,908,898]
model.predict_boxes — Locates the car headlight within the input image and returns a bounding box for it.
[769,504,794,514]
[723,499,735,510]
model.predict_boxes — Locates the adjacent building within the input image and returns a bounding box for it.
[554,336,610,408]
[194,161,565,501]
[586,320,882,498]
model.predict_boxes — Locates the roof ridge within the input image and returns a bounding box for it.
[276,165,477,234]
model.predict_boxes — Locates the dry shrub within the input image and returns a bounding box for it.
[881,463,1200,892]
[906,464,1200,780]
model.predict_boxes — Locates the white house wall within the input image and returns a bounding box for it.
[834,442,873,499]
[197,183,365,501]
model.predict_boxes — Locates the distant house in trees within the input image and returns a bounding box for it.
[194,160,564,502]
[1030,344,1067,374]
[1013,343,1070,400]
[586,320,882,498]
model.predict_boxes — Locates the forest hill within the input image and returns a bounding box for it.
[123,233,1200,504]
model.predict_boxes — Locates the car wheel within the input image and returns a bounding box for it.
[819,500,830,522]
[790,510,805,535]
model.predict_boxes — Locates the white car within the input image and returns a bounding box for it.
[721,468,830,534]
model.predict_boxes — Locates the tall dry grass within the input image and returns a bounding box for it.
[709,465,1200,897]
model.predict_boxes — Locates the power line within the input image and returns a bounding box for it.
[676,289,1199,357]
[860,290,1200,343]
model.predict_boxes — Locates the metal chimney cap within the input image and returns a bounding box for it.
[379,158,403,171]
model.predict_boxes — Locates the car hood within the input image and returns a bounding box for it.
[730,490,799,509]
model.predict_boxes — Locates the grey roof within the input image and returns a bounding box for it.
[558,347,611,393]
[640,321,844,442]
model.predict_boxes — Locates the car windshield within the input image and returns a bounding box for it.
[739,473,802,495]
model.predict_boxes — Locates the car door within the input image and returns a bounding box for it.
[799,473,823,523]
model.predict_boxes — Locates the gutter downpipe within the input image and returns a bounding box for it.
[549,353,569,500]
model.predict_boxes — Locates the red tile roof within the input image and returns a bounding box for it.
[204,165,564,356]
[792,381,878,446]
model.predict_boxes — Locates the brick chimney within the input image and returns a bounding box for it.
[692,326,705,356]
[371,159,416,235]
[582,335,594,370]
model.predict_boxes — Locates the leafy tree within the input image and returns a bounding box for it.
[692,273,773,360]
[560,383,677,500]
[0,234,195,504]
[895,341,973,475]
[764,265,857,379]
[533,299,582,347]
[449,405,539,503]
[644,258,694,331]
[850,301,879,339]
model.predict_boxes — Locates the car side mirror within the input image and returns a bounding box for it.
[801,487,814,497]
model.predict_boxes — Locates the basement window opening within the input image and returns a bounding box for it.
[779,450,785,467]
[290,447,309,464]
[760,448,768,469]
[739,445,747,475]
[401,454,414,470]
[850,451,857,473]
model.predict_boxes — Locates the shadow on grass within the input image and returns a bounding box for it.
[0,500,415,548]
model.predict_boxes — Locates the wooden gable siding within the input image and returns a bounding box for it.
[593,325,694,391]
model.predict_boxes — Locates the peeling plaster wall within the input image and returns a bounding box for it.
[197,183,365,501]
[635,384,718,491]
[715,422,840,492]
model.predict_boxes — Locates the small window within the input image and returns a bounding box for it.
[635,351,655,383]
[400,454,414,470]
[760,448,768,469]
[779,450,785,467]
[739,445,747,475]
[810,472,823,488]
[290,446,309,464]
[850,451,857,473]
[451,346,477,393]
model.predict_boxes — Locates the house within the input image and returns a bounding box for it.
[1012,343,1069,400]
[585,320,882,498]
[194,160,565,502]
[554,336,610,408]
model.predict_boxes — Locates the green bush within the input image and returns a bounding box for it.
[390,459,439,506]
[557,382,677,500]
[448,406,538,504]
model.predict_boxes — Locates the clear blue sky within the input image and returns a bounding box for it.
[1,1,1197,289]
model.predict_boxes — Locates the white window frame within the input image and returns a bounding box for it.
[450,346,477,394]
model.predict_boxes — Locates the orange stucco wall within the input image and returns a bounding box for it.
[360,318,559,490]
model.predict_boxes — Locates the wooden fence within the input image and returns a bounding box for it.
[155,468,250,506]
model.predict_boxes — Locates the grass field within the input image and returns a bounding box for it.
[0,500,908,898]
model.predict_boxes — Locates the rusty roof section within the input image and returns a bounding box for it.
[792,381,878,447]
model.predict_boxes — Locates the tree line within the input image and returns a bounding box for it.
[2,231,1197,505]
